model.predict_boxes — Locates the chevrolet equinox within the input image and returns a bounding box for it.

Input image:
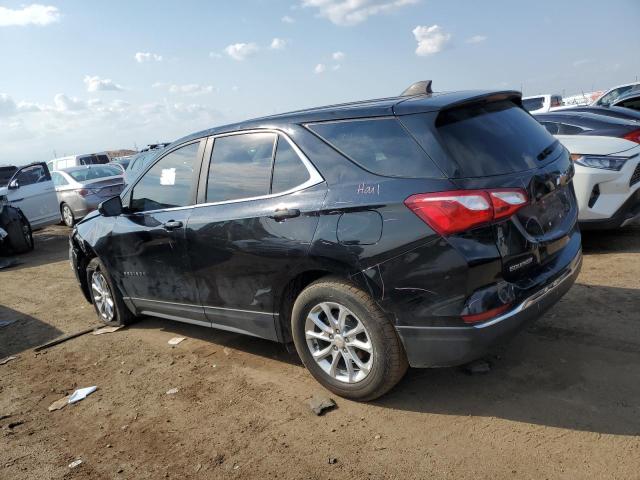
[70,81,582,400]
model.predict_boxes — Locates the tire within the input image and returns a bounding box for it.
[291,277,408,401]
[5,213,33,254]
[86,257,136,326]
[61,203,75,227]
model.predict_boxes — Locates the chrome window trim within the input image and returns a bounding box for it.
[130,128,324,215]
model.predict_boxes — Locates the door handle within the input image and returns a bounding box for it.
[162,220,183,230]
[270,208,301,222]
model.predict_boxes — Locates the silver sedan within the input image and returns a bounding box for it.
[51,165,125,226]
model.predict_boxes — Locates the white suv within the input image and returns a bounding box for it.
[555,135,640,229]
[0,162,59,229]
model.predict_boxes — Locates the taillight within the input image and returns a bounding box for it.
[404,188,529,236]
[462,303,511,323]
[623,129,640,144]
[77,189,89,197]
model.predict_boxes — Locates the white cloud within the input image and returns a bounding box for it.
[314,63,326,74]
[332,64,341,71]
[270,38,287,50]
[209,52,223,59]
[168,83,215,95]
[84,75,124,92]
[332,51,345,61]
[134,52,163,63]
[224,42,259,61]
[572,59,593,67]
[0,4,61,27]
[0,94,17,117]
[466,35,486,44]
[281,15,295,23]
[412,25,451,56]
[54,94,87,112]
[301,0,418,26]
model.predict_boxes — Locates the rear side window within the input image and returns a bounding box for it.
[271,136,310,193]
[435,101,558,177]
[307,118,441,178]
[206,133,276,202]
[523,97,544,111]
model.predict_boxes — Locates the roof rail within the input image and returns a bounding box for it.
[400,80,433,97]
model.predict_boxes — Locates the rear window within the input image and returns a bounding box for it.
[68,165,121,181]
[435,101,559,177]
[307,118,442,178]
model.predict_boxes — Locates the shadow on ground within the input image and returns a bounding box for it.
[0,305,63,358]
[581,224,640,254]
[0,225,71,272]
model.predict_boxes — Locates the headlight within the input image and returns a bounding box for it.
[570,154,628,171]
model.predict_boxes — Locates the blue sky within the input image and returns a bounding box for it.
[0,0,639,165]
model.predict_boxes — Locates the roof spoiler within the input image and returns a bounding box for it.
[400,80,433,97]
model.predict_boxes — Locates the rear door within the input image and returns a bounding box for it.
[108,140,206,323]
[7,163,58,227]
[187,131,326,340]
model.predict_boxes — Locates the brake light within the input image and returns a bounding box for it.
[622,129,640,144]
[77,189,89,197]
[404,188,529,236]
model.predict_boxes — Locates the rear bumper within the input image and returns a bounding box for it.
[396,250,582,368]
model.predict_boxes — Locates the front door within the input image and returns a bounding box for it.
[188,132,326,340]
[107,140,206,324]
[7,163,58,228]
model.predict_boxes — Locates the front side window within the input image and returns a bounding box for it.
[597,86,633,106]
[271,136,310,193]
[130,142,200,212]
[206,133,276,202]
[308,118,440,178]
[16,165,49,186]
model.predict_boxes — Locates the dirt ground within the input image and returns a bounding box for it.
[1,224,639,479]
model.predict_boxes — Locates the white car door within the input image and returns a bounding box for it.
[7,164,59,228]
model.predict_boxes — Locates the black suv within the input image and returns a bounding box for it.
[70,82,582,400]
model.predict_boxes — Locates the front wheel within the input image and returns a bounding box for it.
[86,258,136,326]
[291,277,408,401]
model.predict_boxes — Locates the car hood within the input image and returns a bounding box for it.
[555,135,640,156]
[0,186,8,197]
[77,209,101,225]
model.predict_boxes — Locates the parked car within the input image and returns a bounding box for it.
[47,152,110,172]
[611,90,640,112]
[0,162,59,229]
[535,111,640,143]
[522,94,563,113]
[51,165,125,227]
[124,149,164,184]
[591,82,640,107]
[69,83,582,400]
[0,203,33,255]
[111,156,134,171]
[556,135,640,229]
[543,105,640,122]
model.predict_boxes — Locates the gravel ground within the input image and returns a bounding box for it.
[1,224,639,479]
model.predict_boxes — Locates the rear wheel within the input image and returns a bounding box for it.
[61,203,75,227]
[86,258,135,326]
[291,277,407,401]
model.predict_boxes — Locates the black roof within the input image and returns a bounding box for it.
[175,89,522,146]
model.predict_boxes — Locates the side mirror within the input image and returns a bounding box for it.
[98,195,123,217]
[8,179,19,190]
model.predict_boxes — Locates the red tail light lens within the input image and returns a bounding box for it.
[462,303,511,323]
[405,188,529,236]
[623,129,640,144]
[77,189,89,197]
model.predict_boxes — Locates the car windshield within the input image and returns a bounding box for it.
[523,97,544,111]
[67,165,121,182]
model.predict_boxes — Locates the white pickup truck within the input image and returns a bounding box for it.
[0,162,60,229]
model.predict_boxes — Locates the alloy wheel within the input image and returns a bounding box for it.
[91,271,115,322]
[304,301,374,383]
[63,205,73,227]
